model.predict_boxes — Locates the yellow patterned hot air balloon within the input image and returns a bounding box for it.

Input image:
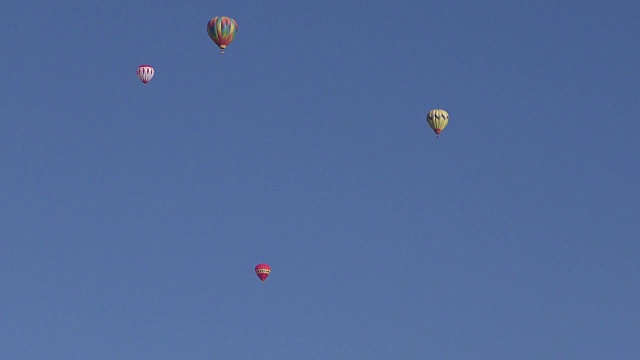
[427,109,449,138]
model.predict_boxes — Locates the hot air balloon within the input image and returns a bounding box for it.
[427,109,449,138]
[255,264,271,283]
[207,16,238,54]
[137,64,154,86]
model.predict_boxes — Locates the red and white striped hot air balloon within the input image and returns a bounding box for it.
[137,64,154,86]
[255,264,271,283]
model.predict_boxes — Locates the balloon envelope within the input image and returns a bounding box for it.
[207,16,238,54]
[137,64,154,86]
[255,264,271,282]
[427,109,449,137]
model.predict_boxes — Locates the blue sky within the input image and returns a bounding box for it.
[1,0,639,359]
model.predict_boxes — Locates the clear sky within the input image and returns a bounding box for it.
[1,0,639,359]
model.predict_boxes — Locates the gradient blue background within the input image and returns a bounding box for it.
[2,0,639,359]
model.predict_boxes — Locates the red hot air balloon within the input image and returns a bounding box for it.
[255,264,271,282]
[137,64,154,86]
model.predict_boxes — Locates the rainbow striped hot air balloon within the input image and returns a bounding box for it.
[207,16,238,54]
